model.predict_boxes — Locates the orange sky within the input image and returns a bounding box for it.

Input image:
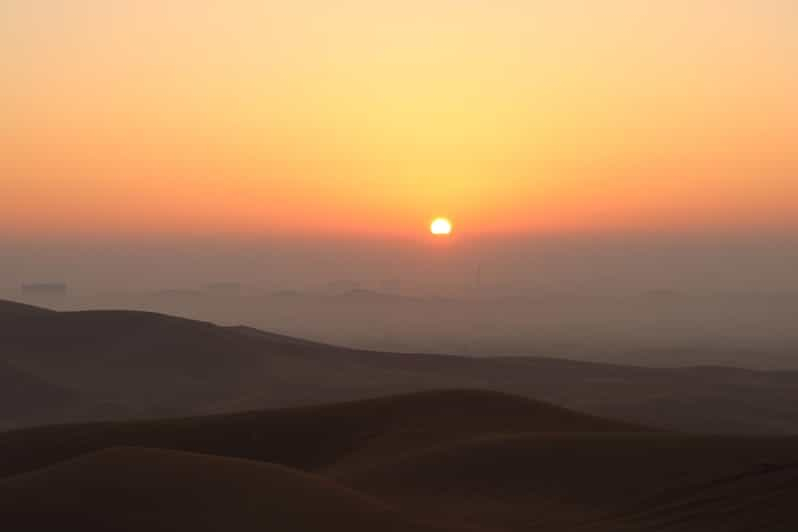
[3,1,797,239]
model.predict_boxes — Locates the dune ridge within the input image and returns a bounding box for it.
[3,299,798,435]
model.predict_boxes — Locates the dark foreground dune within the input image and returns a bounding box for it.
[342,432,798,531]
[0,447,439,532]
[2,390,798,531]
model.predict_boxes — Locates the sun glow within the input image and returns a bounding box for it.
[430,218,453,236]
[2,2,797,239]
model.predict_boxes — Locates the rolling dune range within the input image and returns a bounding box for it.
[3,299,798,530]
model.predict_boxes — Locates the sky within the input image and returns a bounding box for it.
[2,0,796,242]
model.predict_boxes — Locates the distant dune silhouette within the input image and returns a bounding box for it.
[0,299,54,316]
[3,299,798,434]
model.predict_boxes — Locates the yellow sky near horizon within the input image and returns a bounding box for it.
[3,1,797,238]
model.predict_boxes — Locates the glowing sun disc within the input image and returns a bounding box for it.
[430,218,453,235]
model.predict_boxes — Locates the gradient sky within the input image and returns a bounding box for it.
[3,1,797,239]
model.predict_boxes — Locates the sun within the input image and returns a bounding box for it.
[430,217,453,236]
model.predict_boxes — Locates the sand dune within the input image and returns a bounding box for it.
[0,389,640,479]
[4,299,798,530]
[0,393,797,531]
[3,299,798,434]
[0,299,54,316]
[0,361,128,430]
[0,447,439,532]
[1,338,797,532]
[343,432,798,531]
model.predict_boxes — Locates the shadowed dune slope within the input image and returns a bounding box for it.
[0,447,440,532]
[0,299,54,316]
[0,361,130,430]
[0,361,78,421]
[0,389,642,479]
[0,307,294,409]
[343,432,798,532]
[2,413,798,531]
